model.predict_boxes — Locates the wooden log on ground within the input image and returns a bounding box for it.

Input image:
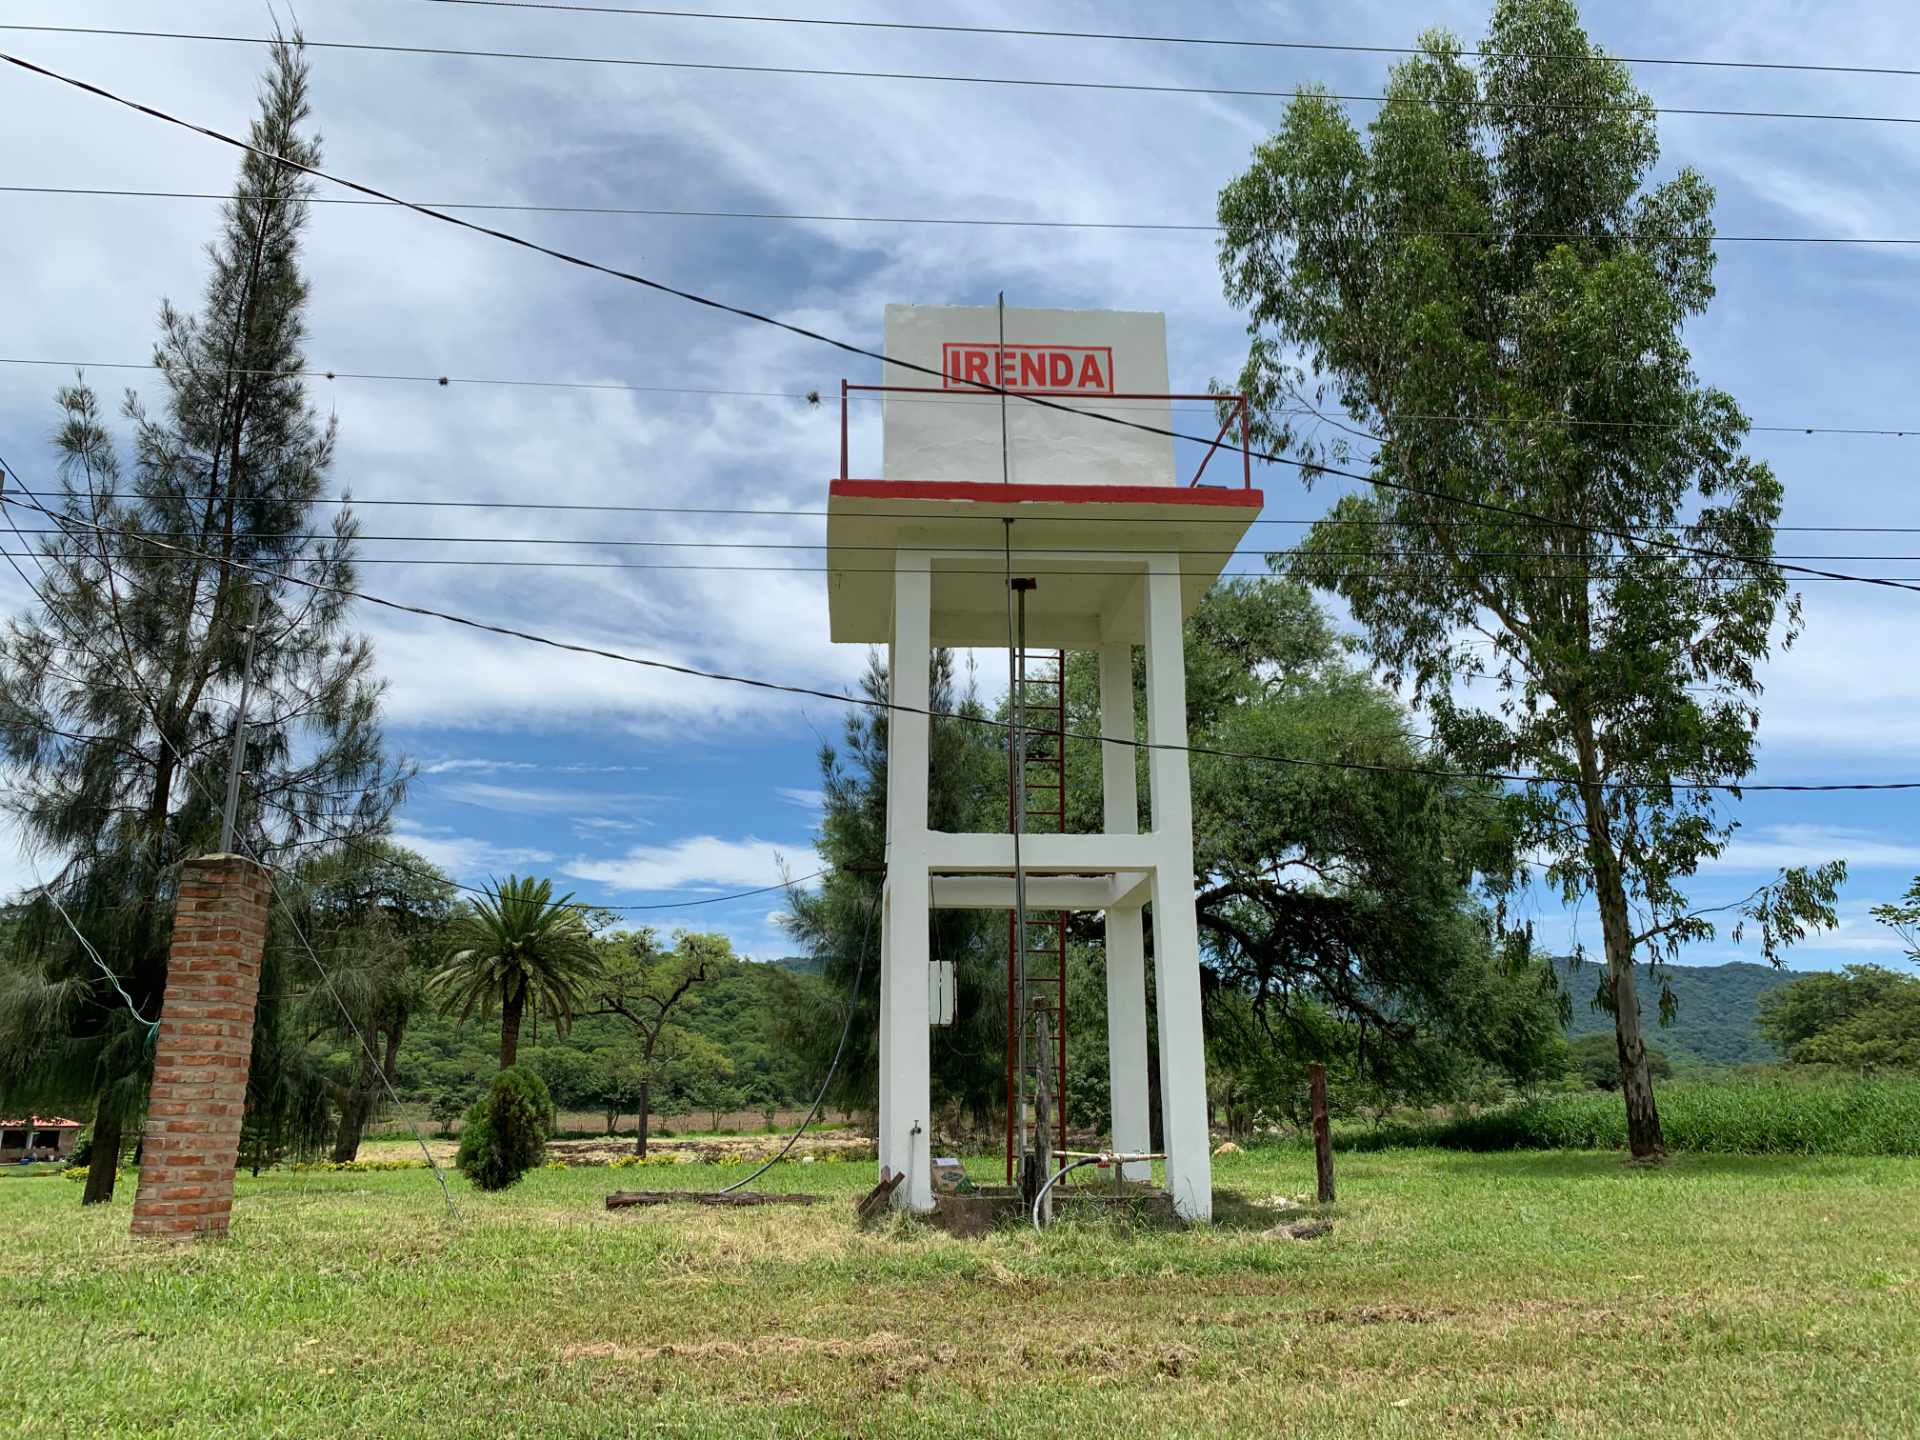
[605,1190,821,1210]
[1309,1061,1335,1205]
[854,1167,906,1224]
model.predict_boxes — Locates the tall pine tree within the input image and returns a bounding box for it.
[0,36,404,1202]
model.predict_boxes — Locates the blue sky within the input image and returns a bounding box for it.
[3,0,1918,970]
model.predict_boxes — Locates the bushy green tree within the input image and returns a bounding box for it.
[0,35,403,1203]
[1215,0,1842,1157]
[427,1087,468,1138]
[282,841,457,1161]
[586,929,721,1155]
[455,1065,554,1191]
[1758,966,1920,1072]
[793,578,1560,1140]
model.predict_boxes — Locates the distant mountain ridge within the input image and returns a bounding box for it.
[1558,959,1796,1065]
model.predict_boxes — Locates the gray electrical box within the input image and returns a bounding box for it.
[928,958,956,1027]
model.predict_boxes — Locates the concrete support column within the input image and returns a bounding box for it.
[1142,557,1212,1221]
[1099,641,1151,1181]
[131,854,272,1239]
[879,555,933,1210]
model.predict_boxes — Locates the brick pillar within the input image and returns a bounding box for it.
[131,854,272,1240]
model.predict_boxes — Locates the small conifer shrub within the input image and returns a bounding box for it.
[455,1066,555,1191]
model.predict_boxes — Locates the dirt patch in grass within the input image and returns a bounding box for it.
[550,1133,875,1166]
[561,1331,921,1364]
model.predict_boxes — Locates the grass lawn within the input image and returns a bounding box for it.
[1,1148,1915,1437]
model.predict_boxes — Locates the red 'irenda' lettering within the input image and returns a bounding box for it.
[938,343,1116,394]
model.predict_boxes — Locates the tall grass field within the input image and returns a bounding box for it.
[1346,1074,1920,1156]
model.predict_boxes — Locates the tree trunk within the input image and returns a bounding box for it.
[1596,866,1665,1158]
[499,985,525,1070]
[331,1080,374,1163]
[1573,712,1666,1160]
[82,1107,123,1206]
[634,1080,651,1158]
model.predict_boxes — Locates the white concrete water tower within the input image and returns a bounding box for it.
[826,303,1263,1220]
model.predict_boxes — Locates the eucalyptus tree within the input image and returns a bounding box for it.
[0,35,403,1201]
[1215,0,1841,1155]
[430,876,602,1070]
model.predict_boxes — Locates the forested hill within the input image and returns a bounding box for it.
[1560,961,1797,1064]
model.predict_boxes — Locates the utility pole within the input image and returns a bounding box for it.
[218,589,262,854]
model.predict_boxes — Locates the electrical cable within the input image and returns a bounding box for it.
[19,184,1920,250]
[5,49,1909,606]
[417,0,1920,82]
[13,525,1920,564]
[24,853,160,1037]
[1032,1154,1103,1233]
[16,24,1920,127]
[715,861,880,1195]
[15,495,1920,541]
[9,480,1920,795]
[19,547,1920,585]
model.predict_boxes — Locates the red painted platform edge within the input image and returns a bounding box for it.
[830,479,1264,509]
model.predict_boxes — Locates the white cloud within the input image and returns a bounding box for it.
[420,757,538,775]
[435,780,664,816]
[389,820,556,880]
[1705,824,1920,874]
[564,835,818,893]
[777,787,826,810]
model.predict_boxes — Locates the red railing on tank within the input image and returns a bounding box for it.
[838,382,1254,490]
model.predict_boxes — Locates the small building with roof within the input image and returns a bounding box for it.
[1,1116,82,1163]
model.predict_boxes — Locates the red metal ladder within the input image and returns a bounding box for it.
[1005,648,1069,1183]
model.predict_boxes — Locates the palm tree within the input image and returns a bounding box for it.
[429,876,600,1069]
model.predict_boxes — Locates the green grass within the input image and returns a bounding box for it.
[1343,1074,1920,1156]
[2,1147,1917,1437]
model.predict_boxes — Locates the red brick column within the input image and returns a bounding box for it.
[131,854,272,1239]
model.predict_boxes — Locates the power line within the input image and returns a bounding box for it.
[0,353,815,402]
[11,548,1920,584]
[14,524,1920,562]
[9,351,1920,435]
[15,24,1920,127]
[0,354,1230,413]
[10,481,1919,796]
[17,184,1920,249]
[417,0,1920,82]
[22,491,1920,535]
[6,51,1912,604]
[0,184,1219,234]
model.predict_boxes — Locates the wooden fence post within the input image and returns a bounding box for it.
[1308,1062,1335,1206]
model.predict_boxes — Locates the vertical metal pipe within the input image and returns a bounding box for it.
[218,590,260,855]
[997,292,1011,488]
